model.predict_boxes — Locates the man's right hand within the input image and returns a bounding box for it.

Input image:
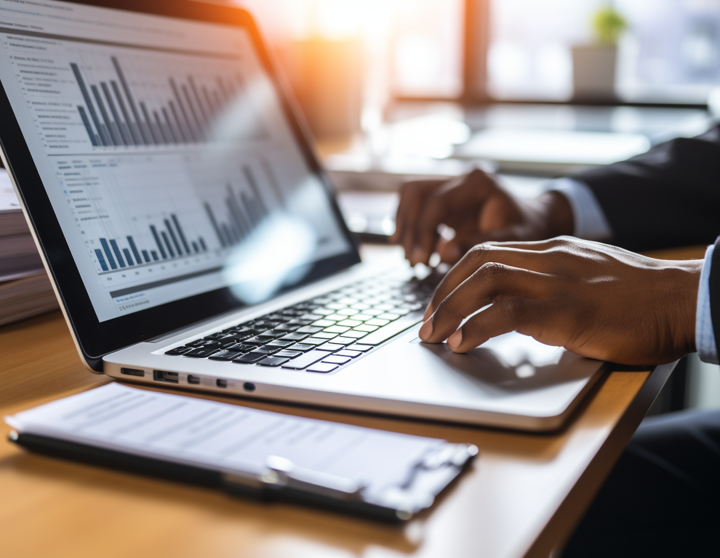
[390,168,576,266]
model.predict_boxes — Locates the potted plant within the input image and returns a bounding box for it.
[571,5,627,101]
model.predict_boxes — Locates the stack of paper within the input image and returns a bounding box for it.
[0,170,58,326]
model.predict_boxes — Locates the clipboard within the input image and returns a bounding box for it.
[6,384,478,522]
[9,431,476,522]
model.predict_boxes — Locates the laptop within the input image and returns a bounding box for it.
[0,0,605,430]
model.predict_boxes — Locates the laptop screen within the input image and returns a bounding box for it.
[0,0,353,323]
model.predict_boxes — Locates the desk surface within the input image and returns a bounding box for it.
[1,245,699,558]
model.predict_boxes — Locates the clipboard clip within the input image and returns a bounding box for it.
[223,456,367,502]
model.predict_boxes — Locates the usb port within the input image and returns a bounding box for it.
[216,379,228,388]
[187,375,201,385]
[120,368,144,377]
[153,370,179,383]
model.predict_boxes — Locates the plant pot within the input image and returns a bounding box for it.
[571,44,617,101]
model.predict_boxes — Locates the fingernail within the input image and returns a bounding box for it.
[448,330,462,349]
[423,305,434,321]
[419,319,433,340]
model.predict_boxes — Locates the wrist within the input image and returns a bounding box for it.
[668,260,703,355]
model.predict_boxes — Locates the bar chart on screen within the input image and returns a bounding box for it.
[0,27,266,154]
[54,154,279,278]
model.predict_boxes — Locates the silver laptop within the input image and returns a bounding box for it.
[0,0,605,431]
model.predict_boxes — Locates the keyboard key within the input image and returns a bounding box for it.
[330,337,355,345]
[227,343,256,353]
[302,337,328,346]
[307,363,338,374]
[351,303,371,311]
[337,350,362,358]
[287,343,315,352]
[289,318,315,325]
[184,346,220,358]
[313,332,338,339]
[354,313,423,345]
[281,332,309,341]
[337,297,358,305]
[325,302,346,310]
[208,350,243,361]
[337,308,359,316]
[317,343,343,352]
[352,314,373,322]
[312,319,336,327]
[257,356,289,367]
[253,345,282,354]
[323,325,350,334]
[363,309,385,316]
[337,319,362,327]
[322,355,351,365]
[275,349,303,359]
[375,303,396,311]
[311,308,334,316]
[257,331,286,339]
[347,344,373,352]
[353,325,378,332]
[266,339,295,348]
[325,313,347,322]
[366,318,390,327]
[297,326,323,334]
[281,350,329,370]
[233,351,267,364]
[273,324,300,332]
[378,313,400,321]
[244,337,268,345]
[165,346,192,355]
[342,331,367,339]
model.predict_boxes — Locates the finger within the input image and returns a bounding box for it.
[445,298,550,353]
[419,263,553,343]
[480,235,579,252]
[412,171,500,265]
[392,180,444,259]
[436,226,531,264]
[423,243,556,320]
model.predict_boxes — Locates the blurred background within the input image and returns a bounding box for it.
[201,0,719,414]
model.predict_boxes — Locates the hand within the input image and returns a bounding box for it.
[390,168,574,266]
[418,237,702,365]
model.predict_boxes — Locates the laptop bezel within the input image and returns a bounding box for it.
[0,0,361,370]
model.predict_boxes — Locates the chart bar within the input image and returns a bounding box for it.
[77,106,99,146]
[191,241,199,253]
[112,56,151,144]
[70,63,109,146]
[149,225,167,259]
[94,249,109,271]
[122,248,134,266]
[111,80,141,145]
[91,84,121,146]
[101,82,130,146]
[204,202,226,247]
[151,250,159,261]
[109,239,126,268]
[171,214,191,254]
[126,236,142,264]
[182,84,204,139]
[170,79,197,142]
[160,231,175,258]
[164,218,183,255]
[141,249,151,263]
[99,238,117,269]
[199,237,207,251]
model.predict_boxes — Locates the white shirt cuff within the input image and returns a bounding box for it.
[696,245,718,364]
[546,178,613,241]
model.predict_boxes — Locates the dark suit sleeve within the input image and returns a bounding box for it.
[570,125,720,252]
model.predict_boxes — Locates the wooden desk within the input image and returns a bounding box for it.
[0,246,686,558]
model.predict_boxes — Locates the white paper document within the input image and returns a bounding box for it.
[6,384,454,503]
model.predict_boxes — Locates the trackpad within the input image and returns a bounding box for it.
[414,333,598,393]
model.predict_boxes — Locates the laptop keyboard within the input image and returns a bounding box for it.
[164,275,435,374]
